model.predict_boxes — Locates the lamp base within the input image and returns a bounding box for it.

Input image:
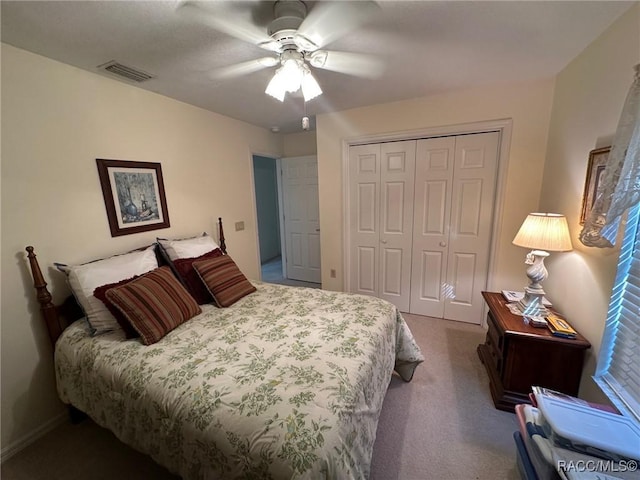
[513,249,551,317]
[513,290,550,317]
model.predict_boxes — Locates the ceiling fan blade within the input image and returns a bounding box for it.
[177,1,279,51]
[309,50,384,78]
[296,1,380,50]
[211,57,279,80]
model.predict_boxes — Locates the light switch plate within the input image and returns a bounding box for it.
[235,221,245,231]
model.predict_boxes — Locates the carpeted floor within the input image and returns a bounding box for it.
[1,313,519,480]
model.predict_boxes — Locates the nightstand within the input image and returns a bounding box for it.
[477,291,591,412]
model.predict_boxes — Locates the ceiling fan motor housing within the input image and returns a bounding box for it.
[268,0,307,46]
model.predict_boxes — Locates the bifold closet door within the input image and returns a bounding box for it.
[349,141,415,311]
[409,136,456,318]
[410,132,499,323]
[349,144,380,298]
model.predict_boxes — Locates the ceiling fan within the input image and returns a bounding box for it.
[178,0,384,102]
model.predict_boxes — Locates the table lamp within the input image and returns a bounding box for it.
[512,213,572,316]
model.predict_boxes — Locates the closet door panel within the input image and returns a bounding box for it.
[356,246,377,294]
[448,252,477,306]
[444,132,500,323]
[349,145,380,297]
[418,251,445,301]
[379,141,415,311]
[381,248,404,296]
[410,137,455,317]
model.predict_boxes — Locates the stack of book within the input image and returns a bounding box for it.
[513,387,640,480]
[546,313,578,339]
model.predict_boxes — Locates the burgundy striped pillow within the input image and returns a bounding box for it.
[192,255,256,307]
[105,266,201,345]
[93,276,141,339]
[172,248,224,304]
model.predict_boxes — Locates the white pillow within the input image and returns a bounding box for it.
[57,245,158,335]
[157,233,219,261]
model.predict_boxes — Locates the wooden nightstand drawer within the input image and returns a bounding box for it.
[484,315,503,375]
[487,312,502,354]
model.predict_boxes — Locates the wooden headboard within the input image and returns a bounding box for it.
[26,217,227,347]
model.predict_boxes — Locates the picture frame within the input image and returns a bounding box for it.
[580,146,611,225]
[96,158,170,237]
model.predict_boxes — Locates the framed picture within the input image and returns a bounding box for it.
[580,146,611,225]
[96,159,170,237]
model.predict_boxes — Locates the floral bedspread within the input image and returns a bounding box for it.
[55,282,424,479]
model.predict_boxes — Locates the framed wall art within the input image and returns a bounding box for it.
[580,146,611,225]
[96,158,170,237]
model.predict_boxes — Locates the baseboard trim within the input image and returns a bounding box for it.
[1,412,67,463]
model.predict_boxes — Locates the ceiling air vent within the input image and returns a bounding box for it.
[97,61,155,83]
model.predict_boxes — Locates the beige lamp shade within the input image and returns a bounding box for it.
[512,213,573,252]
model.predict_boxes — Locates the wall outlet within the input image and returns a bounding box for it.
[235,221,245,231]
[330,269,336,278]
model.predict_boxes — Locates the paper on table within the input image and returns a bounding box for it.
[502,290,552,306]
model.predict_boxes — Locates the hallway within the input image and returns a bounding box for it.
[261,256,321,289]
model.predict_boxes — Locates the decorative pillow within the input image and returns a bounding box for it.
[172,248,224,304]
[105,266,201,345]
[192,255,256,307]
[93,277,140,339]
[55,245,158,335]
[157,233,219,262]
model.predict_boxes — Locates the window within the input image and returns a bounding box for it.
[594,202,640,422]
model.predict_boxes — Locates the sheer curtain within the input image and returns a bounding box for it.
[579,64,640,248]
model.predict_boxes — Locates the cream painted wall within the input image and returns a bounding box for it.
[283,130,317,157]
[316,80,555,293]
[1,44,283,452]
[540,4,640,403]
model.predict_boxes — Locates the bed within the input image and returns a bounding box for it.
[26,219,424,480]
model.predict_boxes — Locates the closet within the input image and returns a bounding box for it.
[348,131,499,324]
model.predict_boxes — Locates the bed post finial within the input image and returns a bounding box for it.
[26,246,64,345]
[218,217,227,254]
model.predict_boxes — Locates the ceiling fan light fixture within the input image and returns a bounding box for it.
[265,73,286,101]
[301,69,322,101]
[280,58,304,92]
[265,59,302,101]
[265,52,322,102]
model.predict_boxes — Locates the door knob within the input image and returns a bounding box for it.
[439,241,446,247]
[381,240,388,244]
[315,228,320,232]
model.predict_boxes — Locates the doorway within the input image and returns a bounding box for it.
[253,154,283,276]
[252,154,321,288]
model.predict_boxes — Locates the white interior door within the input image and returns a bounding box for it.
[379,141,416,311]
[348,142,415,312]
[281,156,321,283]
[410,132,499,323]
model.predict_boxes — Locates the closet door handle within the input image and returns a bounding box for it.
[381,240,388,244]
[439,241,447,247]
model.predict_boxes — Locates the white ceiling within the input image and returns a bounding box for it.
[1,1,634,133]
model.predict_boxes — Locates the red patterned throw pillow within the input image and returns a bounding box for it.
[93,276,140,339]
[192,255,256,307]
[105,266,201,345]
[171,248,224,304]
